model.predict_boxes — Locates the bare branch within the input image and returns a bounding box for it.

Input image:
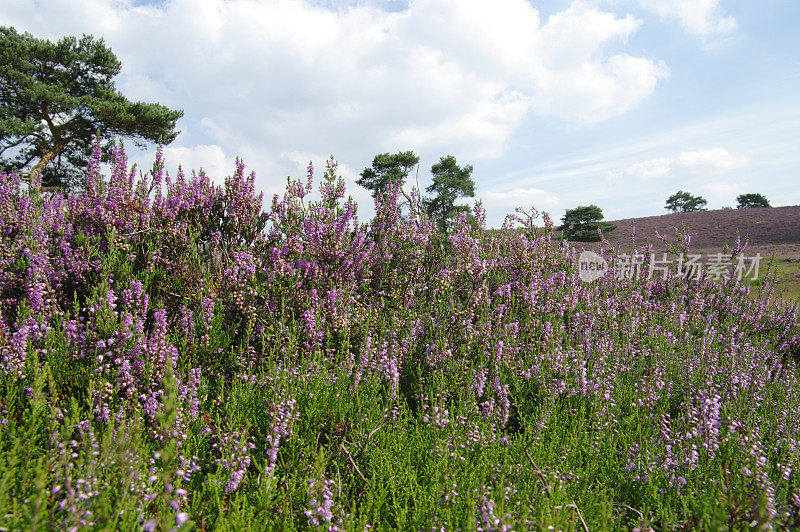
[355,422,385,460]
[118,229,151,238]
[523,447,552,500]
[612,503,652,530]
[19,152,38,169]
[340,442,367,483]
[554,503,589,532]
[0,134,33,156]
[0,130,49,158]
[612,503,643,519]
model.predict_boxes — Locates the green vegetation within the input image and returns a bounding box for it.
[749,254,800,304]
[1,149,797,530]
[737,193,772,209]
[356,150,419,200]
[358,151,476,232]
[665,190,708,213]
[422,155,476,232]
[558,204,617,242]
[1,23,799,532]
[0,27,183,191]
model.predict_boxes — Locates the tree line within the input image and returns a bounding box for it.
[356,151,475,232]
[0,26,776,240]
[0,26,477,231]
[665,190,771,212]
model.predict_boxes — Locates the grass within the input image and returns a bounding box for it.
[744,254,800,305]
[770,256,800,303]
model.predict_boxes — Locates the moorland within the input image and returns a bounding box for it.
[0,147,798,531]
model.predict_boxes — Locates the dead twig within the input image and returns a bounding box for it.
[355,422,385,460]
[340,442,367,483]
[520,432,552,499]
[523,447,552,499]
[399,187,415,213]
[612,503,652,530]
[118,228,150,238]
[335,463,342,501]
[612,502,643,520]
[554,503,589,532]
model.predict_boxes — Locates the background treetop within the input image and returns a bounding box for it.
[737,193,771,209]
[422,155,475,232]
[664,190,708,213]
[558,204,616,242]
[0,26,183,190]
[356,150,419,199]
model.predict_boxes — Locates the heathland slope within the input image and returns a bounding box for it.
[602,205,800,252]
[593,205,800,302]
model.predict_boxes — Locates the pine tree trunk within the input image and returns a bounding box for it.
[27,139,68,186]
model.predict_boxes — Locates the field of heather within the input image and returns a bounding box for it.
[1,145,799,530]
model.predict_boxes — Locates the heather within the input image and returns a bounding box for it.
[1,144,799,531]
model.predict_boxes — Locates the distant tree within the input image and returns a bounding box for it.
[423,155,475,232]
[558,205,616,242]
[0,26,183,191]
[736,193,771,209]
[356,150,419,199]
[665,190,708,213]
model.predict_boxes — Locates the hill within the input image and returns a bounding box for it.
[593,205,800,302]
[601,205,800,252]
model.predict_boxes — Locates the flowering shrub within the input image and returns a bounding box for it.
[0,142,798,530]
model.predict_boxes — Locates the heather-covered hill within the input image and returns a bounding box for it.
[578,205,800,302]
[603,205,800,252]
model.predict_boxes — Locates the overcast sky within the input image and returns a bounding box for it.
[3,0,799,226]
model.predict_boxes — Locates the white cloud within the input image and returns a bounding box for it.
[638,0,736,43]
[529,2,669,122]
[0,0,668,189]
[623,156,672,179]
[620,147,748,180]
[484,186,560,220]
[675,148,749,169]
[159,144,236,186]
[702,180,743,197]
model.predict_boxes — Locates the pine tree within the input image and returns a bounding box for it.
[0,26,183,190]
[423,155,475,232]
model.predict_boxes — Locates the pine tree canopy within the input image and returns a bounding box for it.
[0,26,183,190]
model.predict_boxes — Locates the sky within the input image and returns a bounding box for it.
[2,0,799,227]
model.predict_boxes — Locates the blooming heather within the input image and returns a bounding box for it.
[0,142,798,530]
